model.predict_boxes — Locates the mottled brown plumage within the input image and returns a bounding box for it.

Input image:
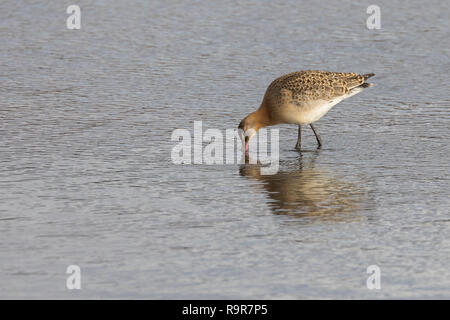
[265,70,372,110]
[238,70,374,151]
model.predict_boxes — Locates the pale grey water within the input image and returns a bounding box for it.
[0,0,449,299]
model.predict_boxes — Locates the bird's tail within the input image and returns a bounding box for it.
[360,73,375,88]
[362,73,375,80]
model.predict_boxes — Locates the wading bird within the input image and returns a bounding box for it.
[238,70,374,152]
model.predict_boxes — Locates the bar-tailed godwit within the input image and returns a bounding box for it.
[238,70,374,151]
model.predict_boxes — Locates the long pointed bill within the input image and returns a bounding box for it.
[245,136,249,152]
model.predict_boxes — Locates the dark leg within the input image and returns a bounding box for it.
[310,123,322,149]
[295,125,301,150]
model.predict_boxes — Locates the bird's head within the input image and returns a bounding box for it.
[238,112,260,153]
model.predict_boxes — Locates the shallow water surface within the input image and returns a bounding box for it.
[0,0,449,298]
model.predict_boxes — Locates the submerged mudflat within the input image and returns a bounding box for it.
[0,0,449,298]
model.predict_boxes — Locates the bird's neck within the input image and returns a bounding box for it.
[250,100,274,130]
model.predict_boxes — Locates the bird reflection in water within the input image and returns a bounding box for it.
[239,153,366,221]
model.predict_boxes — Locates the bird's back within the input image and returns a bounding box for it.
[262,70,374,124]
